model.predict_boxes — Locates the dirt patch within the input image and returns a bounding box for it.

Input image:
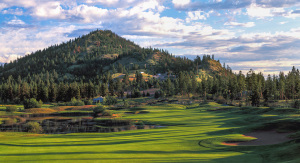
[227,130,292,146]
[221,141,239,146]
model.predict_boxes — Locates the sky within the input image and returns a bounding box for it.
[0,0,300,75]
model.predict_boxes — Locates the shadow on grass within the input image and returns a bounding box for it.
[0,138,164,147]
[0,149,218,157]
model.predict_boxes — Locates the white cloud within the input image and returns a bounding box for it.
[0,0,299,75]
[224,21,255,28]
[86,0,119,5]
[246,4,273,18]
[7,17,26,25]
[0,3,8,10]
[67,4,108,23]
[279,21,288,24]
[172,0,190,7]
[0,25,76,63]
[2,8,23,15]
[186,10,211,22]
[246,4,296,19]
[32,1,65,19]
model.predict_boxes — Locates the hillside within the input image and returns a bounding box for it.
[0,30,230,83]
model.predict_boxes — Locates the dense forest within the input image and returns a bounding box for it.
[0,30,299,107]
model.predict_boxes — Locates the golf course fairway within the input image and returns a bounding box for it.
[1,102,300,162]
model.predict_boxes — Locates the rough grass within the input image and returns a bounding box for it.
[0,102,300,162]
[24,108,57,114]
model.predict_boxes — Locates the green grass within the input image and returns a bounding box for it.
[0,102,300,162]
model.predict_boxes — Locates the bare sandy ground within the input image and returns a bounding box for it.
[223,130,292,146]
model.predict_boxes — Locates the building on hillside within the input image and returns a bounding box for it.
[93,97,104,104]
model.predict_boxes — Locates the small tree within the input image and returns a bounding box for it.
[293,100,300,109]
[6,106,18,113]
[154,91,160,98]
[23,98,42,109]
[26,122,43,133]
[124,100,129,109]
[93,104,105,117]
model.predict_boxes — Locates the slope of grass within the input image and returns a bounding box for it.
[0,102,299,162]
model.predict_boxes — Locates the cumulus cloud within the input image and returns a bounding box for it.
[186,10,212,22]
[7,17,25,25]
[0,25,77,63]
[2,16,33,29]
[172,0,191,8]
[32,1,65,19]
[246,4,296,19]
[173,0,300,11]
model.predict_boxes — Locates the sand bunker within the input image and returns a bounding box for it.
[224,130,292,146]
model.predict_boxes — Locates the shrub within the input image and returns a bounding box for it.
[6,106,18,113]
[93,105,105,117]
[104,96,117,105]
[215,95,226,104]
[154,91,160,98]
[84,99,93,105]
[3,118,17,125]
[124,100,129,109]
[102,110,112,116]
[69,98,85,106]
[26,122,43,133]
[23,98,42,109]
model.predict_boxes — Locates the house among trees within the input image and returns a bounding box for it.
[93,97,104,104]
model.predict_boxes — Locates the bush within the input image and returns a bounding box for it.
[215,95,226,104]
[3,118,17,125]
[6,106,18,113]
[23,98,42,109]
[124,100,129,109]
[102,110,113,116]
[93,105,105,114]
[26,122,43,133]
[84,99,93,105]
[69,98,85,106]
[293,100,300,109]
[154,91,160,98]
[93,104,105,117]
[93,104,113,117]
[104,96,117,105]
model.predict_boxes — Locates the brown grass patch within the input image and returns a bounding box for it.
[70,105,95,111]
[221,142,239,146]
[23,134,45,137]
[51,106,73,111]
[25,108,57,114]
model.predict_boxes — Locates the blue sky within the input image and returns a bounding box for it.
[0,0,300,75]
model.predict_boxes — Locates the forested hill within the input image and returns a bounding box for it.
[0,29,231,83]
